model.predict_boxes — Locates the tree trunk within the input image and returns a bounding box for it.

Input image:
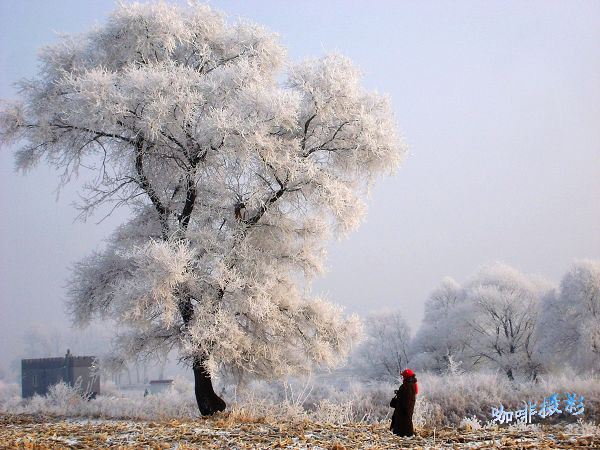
[193,357,226,416]
[178,294,225,415]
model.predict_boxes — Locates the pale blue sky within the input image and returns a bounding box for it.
[1,1,599,368]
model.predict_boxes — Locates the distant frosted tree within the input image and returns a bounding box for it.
[411,277,469,372]
[460,263,553,380]
[352,310,412,381]
[538,260,600,373]
[0,3,404,414]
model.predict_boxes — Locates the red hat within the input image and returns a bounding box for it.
[401,369,415,378]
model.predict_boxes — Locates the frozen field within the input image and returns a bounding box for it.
[1,413,599,449]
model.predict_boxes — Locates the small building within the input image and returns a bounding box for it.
[21,350,100,398]
[149,379,173,395]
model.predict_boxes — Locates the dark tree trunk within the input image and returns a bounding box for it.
[193,357,226,416]
[135,134,225,416]
[178,298,226,416]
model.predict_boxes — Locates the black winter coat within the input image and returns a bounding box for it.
[389,376,417,437]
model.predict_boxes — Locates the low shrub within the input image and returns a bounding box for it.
[1,372,598,427]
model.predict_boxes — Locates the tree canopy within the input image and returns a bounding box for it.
[0,1,405,404]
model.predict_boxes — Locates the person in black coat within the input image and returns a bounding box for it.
[390,368,418,437]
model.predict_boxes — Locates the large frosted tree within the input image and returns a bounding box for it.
[0,3,404,414]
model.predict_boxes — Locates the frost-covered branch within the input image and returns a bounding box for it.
[1,2,405,393]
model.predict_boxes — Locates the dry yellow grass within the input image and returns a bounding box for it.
[0,413,598,449]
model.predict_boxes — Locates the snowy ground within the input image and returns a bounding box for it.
[1,413,599,449]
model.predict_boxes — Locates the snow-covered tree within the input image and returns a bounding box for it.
[538,260,600,373]
[0,3,405,414]
[352,310,412,381]
[411,277,470,372]
[459,263,553,380]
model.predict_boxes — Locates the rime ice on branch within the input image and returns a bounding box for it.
[410,263,555,380]
[0,2,405,414]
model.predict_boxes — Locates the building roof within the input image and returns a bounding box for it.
[22,355,96,369]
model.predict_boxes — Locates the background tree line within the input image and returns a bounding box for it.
[353,260,600,381]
